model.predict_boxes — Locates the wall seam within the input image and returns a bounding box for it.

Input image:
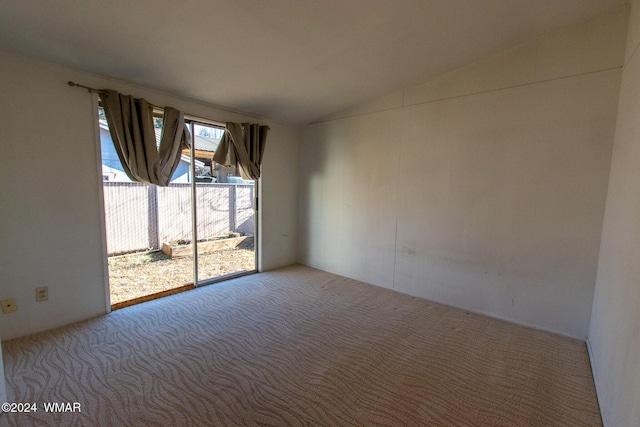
[313,66,622,124]
[391,126,403,290]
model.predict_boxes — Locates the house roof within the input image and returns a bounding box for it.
[0,0,626,125]
[194,135,220,153]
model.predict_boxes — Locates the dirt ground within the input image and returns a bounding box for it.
[108,247,255,305]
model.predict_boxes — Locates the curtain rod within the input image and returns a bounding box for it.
[68,81,108,94]
[68,81,229,128]
[68,81,163,110]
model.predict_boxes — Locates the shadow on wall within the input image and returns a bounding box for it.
[298,124,330,263]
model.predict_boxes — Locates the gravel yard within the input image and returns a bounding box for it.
[108,247,255,305]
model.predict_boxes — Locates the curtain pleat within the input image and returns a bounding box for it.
[212,122,268,180]
[99,90,190,186]
[158,107,191,185]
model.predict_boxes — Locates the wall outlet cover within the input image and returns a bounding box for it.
[36,286,49,302]
[1,297,18,314]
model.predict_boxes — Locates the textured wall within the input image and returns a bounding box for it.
[589,0,640,425]
[299,7,628,339]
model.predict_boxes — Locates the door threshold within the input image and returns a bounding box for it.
[111,283,195,311]
[110,271,256,311]
[197,270,257,287]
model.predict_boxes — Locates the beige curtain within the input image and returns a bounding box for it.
[212,122,268,180]
[99,90,191,186]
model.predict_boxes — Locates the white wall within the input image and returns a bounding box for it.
[588,0,640,425]
[0,52,299,341]
[0,336,6,405]
[299,7,628,339]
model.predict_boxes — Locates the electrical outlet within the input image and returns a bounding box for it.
[36,286,49,302]
[1,297,18,314]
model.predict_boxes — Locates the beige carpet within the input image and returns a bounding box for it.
[1,265,601,426]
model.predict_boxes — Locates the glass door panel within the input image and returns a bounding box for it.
[190,123,256,285]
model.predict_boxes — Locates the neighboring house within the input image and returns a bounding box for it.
[100,124,205,183]
[184,133,220,182]
[186,132,252,184]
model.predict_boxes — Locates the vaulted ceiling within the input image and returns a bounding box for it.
[0,0,628,124]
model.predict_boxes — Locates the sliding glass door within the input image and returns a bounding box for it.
[100,111,257,308]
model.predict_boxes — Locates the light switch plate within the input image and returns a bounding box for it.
[1,297,18,314]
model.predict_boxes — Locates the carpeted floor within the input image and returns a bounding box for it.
[1,264,601,426]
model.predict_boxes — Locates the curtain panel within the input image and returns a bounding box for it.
[99,90,191,186]
[213,122,269,180]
